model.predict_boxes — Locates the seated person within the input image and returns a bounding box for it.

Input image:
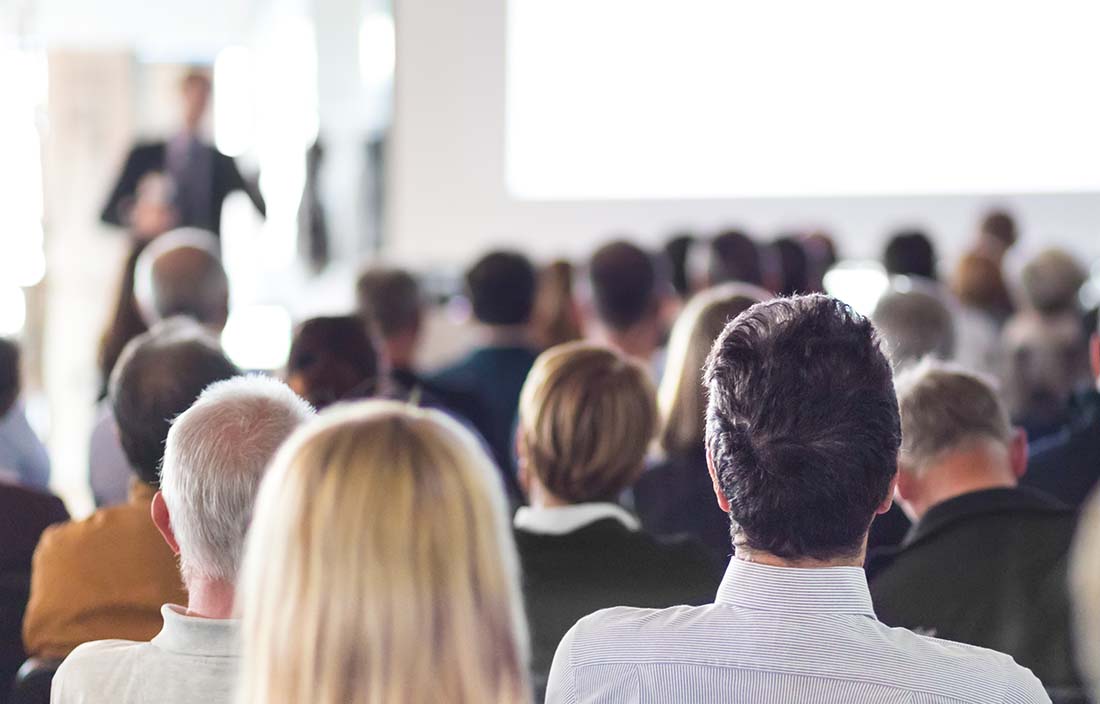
[431,251,540,496]
[514,342,721,699]
[868,360,1079,689]
[0,483,68,694]
[545,295,1047,704]
[52,376,312,703]
[634,283,764,561]
[284,316,379,409]
[234,402,531,704]
[0,338,50,490]
[586,241,667,374]
[24,321,238,658]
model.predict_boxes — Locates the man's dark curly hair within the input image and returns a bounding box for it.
[704,294,900,561]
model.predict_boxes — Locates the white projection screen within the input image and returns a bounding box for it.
[507,0,1100,200]
[388,0,1100,264]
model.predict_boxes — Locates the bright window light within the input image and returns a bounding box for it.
[507,0,1100,199]
[213,46,256,157]
[359,12,396,86]
[823,261,889,317]
[221,305,293,371]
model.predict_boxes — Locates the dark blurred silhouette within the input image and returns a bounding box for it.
[663,233,696,299]
[772,236,812,296]
[883,229,938,281]
[708,230,763,287]
[978,209,1019,263]
[285,316,379,409]
[588,241,666,366]
[530,260,584,350]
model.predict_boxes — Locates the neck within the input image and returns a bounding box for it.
[606,323,658,363]
[185,577,236,620]
[482,324,531,348]
[733,544,866,569]
[525,476,572,509]
[904,447,1017,521]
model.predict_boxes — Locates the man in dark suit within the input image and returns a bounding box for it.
[101,71,264,237]
[868,360,1079,689]
[0,483,69,698]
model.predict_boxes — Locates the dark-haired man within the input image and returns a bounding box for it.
[24,321,239,659]
[431,251,538,497]
[587,241,667,371]
[545,295,1048,703]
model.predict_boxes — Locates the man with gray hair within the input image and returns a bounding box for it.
[868,360,1078,690]
[51,375,314,704]
[134,227,229,331]
[870,280,956,370]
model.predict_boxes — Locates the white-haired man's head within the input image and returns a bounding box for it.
[155,375,314,586]
[135,228,229,332]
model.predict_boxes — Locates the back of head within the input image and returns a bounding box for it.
[161,376,314,584]
[894,360,1012,474]
[883,229,937,280]
[950,251,1010,312]
[980,209,1018,252]
[0,338,20,417]
[236,401,529,704]
[1020,248,1087,316]
[134,229,229,331]
[658,284,767,455]
[519,342,657,503]
[465,251,537,326]
[356,266,422,339]
[1000,310,1091,425]
[772,236,811,296]
[704,295,900,561]
[1071,489,1100,701]
[709,230,763,287]
[531,260,584,349]
[110,319,240,486]
[871,283,956,370]
[663,234,695,298]
[285,315,379,409]
[588,241,660,331]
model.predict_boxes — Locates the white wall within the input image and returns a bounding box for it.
[388,0,1100,268]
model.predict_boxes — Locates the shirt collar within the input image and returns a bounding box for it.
[715,557,876,618]
[514,502,640,535]
[151,605,239,658]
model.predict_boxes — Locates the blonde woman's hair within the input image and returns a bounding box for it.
[235,400,530,704]
[1072,489,1100,701]
[658,284,767,455]
[518,342,657,503]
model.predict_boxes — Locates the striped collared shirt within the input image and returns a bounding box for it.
[545,558,1049,703]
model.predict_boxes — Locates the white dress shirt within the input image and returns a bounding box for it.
[546,557,1049,703]
[51,605,239,704]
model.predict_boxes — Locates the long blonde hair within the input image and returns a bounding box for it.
[235,400,531,704]
[657,284,767,455]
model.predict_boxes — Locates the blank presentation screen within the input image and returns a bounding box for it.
[506,0,1100,200]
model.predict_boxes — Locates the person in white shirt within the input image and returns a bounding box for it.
[51,375,314,704]
[545,294,1050,704]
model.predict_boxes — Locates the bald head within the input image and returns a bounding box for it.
[135,229,229,331]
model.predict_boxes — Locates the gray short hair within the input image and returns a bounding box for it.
[1021,248,1087,315]
[871,281,956,370]
[135,228,229,328]
[895,359,1012,472]
[161,375,314,583]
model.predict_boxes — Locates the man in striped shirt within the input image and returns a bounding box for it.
[545,295,1048,704]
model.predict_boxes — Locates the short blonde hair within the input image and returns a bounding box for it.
[235,401,530,704]
[658,284,767,455]
[518,342,657,503]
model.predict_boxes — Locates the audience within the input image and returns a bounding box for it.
[883,228,938,281]
[1020,248,1088,317]
[24,321,238,659]
[1071,489,1100,703]
[977,208,1020,264]
[514,342,721,699]
[1024,315,1100,506]
[431,250,539,485]
[663,233,696,299]
[96,242,149,401]
[0,339,50,490]
[587,241,668,374]
[708,229,763,287]
[51,376,312,703]
[634,283,766,560]
[771,235,811,296]
[1000,310,1092,443]
[544,295,1048,703]
[530,260,584,350]
[235,401,531,704]
[871,281,956,370]
[284,315,378,409]
[951,250,1015,327]
[868,360,1078,689]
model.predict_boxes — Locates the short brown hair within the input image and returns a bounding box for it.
[518,342,656,503]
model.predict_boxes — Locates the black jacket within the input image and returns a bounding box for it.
[515,517,722,701]
[101,141,265,235]
[1023,389,1100,509]
[867,487,1079,689]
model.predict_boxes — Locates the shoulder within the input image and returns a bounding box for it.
[55,639,147,687]
[36,504,138,559]
[556,603,713,666]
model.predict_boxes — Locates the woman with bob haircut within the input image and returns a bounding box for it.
[234,400,530,704]
[633,283,767,560]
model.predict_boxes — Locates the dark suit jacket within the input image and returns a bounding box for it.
[0,484,68,702]
[1023,389,1100,508]
[101,140,265,236]
[633,448,732,562]
[515,517,722,701]
[868,487,1079,688]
